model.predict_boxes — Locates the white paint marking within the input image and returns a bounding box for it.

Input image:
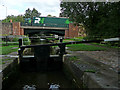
[34,17,40,24]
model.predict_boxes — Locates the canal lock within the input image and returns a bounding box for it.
[2,39,82,90]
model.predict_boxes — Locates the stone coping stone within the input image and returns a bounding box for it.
[64,54,119,89]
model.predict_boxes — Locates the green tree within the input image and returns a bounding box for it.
[2,15,24,23]
[60,2,120,40]
[2,8,41,23]
[47,15,56,17]
[24,8,31,18]
[24,8,41,19]
[47,14,52,17]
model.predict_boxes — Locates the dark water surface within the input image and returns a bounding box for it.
[9,70,77,90]
[9,40,78,89]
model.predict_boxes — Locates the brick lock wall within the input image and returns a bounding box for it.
[12,22,24,35]
[20,28,24,35]
[2,23,12,35]
[65,23,79,38]
[65,30,69,38]
[12,22,21,35]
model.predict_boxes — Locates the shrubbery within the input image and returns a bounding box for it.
[23,36,31,45]
[12,37,19,42]
[74,37,84,41]
[2,42,19,46]
[1,35,31,46]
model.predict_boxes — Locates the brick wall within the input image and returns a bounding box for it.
[65,23,79,38]
[2,22,24,36]
[20,28,24,35]
[2,23,12,35]
[65,30,69,38]
[12,22,20,35]
[2,22,85,37]
[65,23,86,38]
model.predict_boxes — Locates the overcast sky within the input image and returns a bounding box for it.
[0,0,61,20]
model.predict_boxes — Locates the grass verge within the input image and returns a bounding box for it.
[67,44,106,51]
[0,45,19,55]
[91,43,119,49]
[69,56,78,61]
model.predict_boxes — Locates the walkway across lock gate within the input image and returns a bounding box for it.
[18,37,120,71]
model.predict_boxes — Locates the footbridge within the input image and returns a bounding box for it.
[21,17,71,36]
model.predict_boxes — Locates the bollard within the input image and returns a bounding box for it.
[19,38,22,48]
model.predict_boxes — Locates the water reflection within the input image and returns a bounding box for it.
[9,38,78,89]
[30,38,51,45]
[9,71,77,89]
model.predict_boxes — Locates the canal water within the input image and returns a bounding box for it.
[7,38,79,89]
[9,70,78,89]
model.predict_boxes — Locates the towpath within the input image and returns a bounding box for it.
[67,44,119,72]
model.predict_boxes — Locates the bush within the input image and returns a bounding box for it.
[74,37,83,41]
[23,37,29,41]
[83,36,103,41]
[23,41,31,45]
[106,41,120,47]
[23,36,31,45]
[12,37,19,42]
[1,35,31,46]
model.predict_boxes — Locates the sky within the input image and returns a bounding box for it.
[0,0,61,20]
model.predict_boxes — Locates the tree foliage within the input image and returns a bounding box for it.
[47,14,52,17]
[60,2,120,39]
[2,15,25,23]
[2,8,41,23]
[24,8,41,19]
